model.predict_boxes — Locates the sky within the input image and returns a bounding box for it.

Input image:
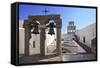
[19,4,96,33]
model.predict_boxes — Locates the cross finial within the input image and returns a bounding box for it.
[43,8,49,15]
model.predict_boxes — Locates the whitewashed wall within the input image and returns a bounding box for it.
[19,20,24,28]
[19,20,25,55]
[29,33,40,55]
[19,28,25,55]
[45,28,56,53]
[76,23,96,48]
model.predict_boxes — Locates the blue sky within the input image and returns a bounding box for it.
[19,4,96,33]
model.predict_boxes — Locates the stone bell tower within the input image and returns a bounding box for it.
[23,14,62,56]
[67,21,76,34]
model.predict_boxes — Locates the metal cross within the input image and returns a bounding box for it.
[43,8,49,15]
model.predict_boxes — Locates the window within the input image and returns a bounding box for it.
[33,41,35,48]
[83,36,85,43]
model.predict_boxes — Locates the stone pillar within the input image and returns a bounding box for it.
[56,28,61,55]
[23,20,31,56]
[55,19,62,59]
[40,28,46,56]
[39,19,46,56]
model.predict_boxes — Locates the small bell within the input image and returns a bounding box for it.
[48,28,55,35]
[32,27,39,34]
[31,23,39,34]
[47,23,56,35]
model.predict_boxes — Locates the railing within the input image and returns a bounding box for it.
[73,39,92,53]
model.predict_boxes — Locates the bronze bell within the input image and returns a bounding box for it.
[48,23,56,35]
[31,23,39,34]
[48,28,55,35]
[32,27,39,34]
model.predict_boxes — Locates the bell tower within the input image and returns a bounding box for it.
[23,14,62,56]
[67,21,76,34]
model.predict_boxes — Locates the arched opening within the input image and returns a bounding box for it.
[29,20,40,55]
[45,19,57,55]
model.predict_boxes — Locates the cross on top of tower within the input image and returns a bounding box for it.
[42,8,49,15]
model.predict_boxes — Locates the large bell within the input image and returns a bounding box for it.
[32,27,39,34]
[48,23,56,35]
[31,23,39,34]
[48,28,55,35]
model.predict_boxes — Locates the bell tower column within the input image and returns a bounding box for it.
[39,20,46,56]
[55,19,62,60]
[23,20,31,56]
[40,28,46,56]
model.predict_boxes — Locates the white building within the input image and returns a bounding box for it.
[75,23,96,48]
[19,20,25,55]
[19,28,25,55]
